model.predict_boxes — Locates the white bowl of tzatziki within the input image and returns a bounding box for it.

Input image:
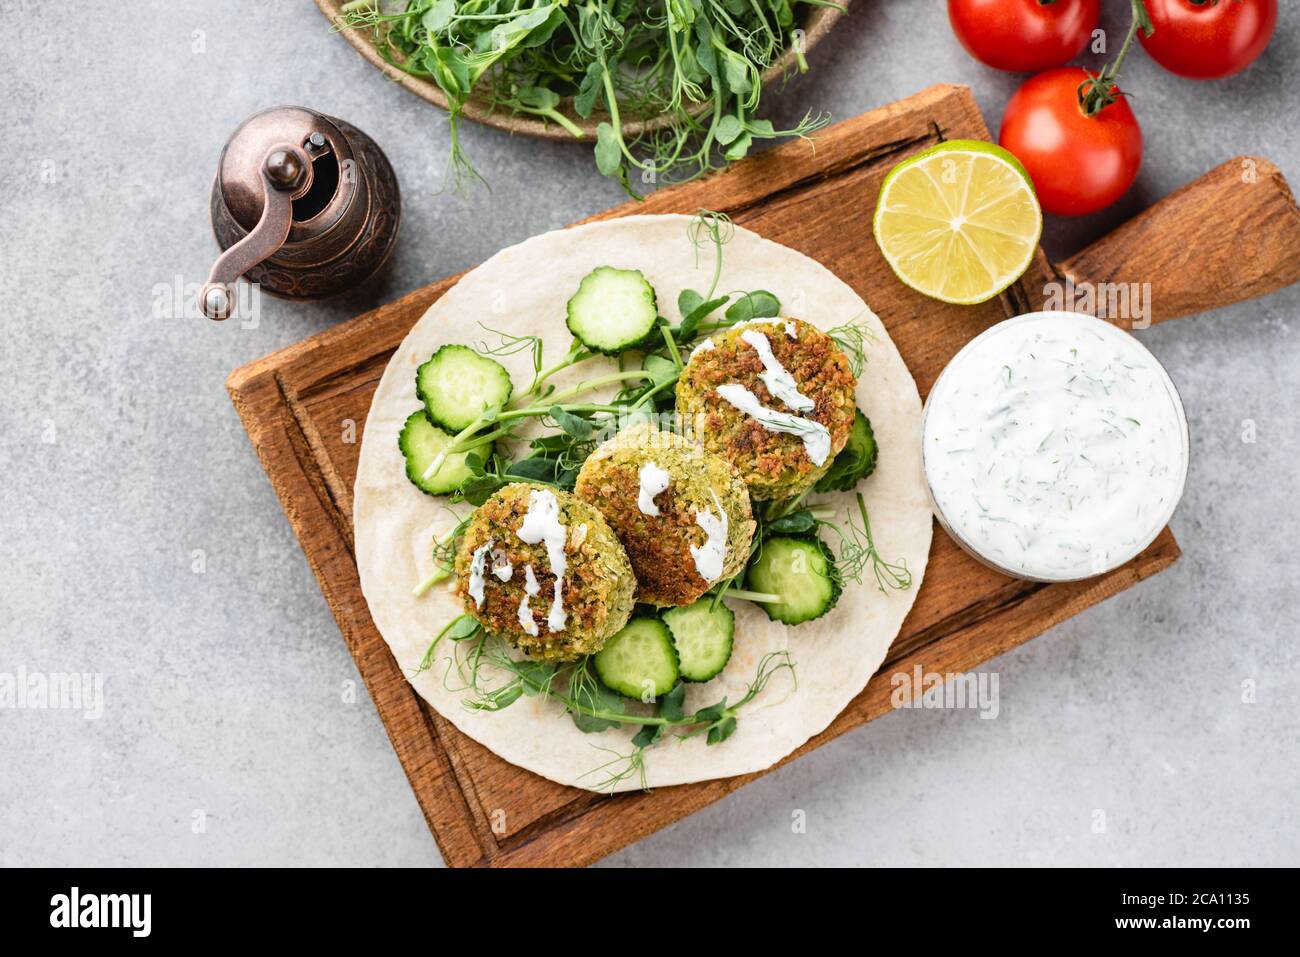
[922,311,1189,582]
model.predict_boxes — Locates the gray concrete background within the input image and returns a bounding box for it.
[1,0,1296,867]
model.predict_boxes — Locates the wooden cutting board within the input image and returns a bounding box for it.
[226,84,1300,867]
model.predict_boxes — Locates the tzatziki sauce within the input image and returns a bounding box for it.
[689,490,729,582]
[740,329,815,412]
[517,564,541,637]
[923,312,1188,581]
[516,488,568,632]
[637,462,671,516]
[491,551,513,582]
[715,383,831,466]
[467,539,494,608]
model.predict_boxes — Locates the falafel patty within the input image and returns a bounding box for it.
[675,318,857,500]
[454,483,635,661]
[575,423,756,606]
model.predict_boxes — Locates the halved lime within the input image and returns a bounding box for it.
[873,140,1042,305]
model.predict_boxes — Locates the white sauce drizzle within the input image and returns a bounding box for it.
[690,337,716,359]
[637,462,671,516]
[490,550,513,582]
[740,329,815,412]
[689,490,729,582]
[467,539,493,608]
[545,584,565,631]
[924,314,1187,579]
[517,564,541,637]
[715,383,831,466]
[516,489,568,632]
[784,320,798,339]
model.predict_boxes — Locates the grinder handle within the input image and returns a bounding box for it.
[201,144,313,320]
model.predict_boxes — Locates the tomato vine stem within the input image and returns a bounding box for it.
[1079,0,1154,116]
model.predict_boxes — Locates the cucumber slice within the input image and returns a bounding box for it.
[662,599,734,682]
[814,409,878,493]
[745,535,842,625]
[566,266,659,355]
[593,617,680,700]
[416,345,513,433]
[398,411,482,497]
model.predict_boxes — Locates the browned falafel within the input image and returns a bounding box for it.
[575,423,756,606]
[454,483,635,661]
[675,318,858,500]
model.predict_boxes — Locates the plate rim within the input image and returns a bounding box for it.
[314,0,848,141]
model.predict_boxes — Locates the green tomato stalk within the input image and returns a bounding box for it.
[1079,0,1154,116]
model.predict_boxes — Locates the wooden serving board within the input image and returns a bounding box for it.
[227,84,1300,867]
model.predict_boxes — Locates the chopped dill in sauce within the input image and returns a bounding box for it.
[924,315,1187,579]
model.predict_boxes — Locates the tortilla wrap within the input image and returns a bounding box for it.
[354,215,931,792]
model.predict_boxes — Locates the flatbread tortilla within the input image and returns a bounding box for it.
[354,215,931,791]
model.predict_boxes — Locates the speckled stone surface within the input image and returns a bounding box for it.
[1,0,1296,867]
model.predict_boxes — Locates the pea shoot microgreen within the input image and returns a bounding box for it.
[823,492,912,593]
[340,1,837,193]
[415,621,796,789]
[412,513,473,595]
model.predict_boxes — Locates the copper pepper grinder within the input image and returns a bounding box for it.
[200,106,400,320]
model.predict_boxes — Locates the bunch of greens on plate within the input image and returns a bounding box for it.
[338,0,838,193]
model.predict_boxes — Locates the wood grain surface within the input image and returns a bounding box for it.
[226,83,1300,867]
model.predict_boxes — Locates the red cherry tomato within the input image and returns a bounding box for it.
[998,67,1143,216]
[1139,0,1277,80]
[948,0,1102,72]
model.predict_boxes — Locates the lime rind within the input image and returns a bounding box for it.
[873,140,1043,306]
